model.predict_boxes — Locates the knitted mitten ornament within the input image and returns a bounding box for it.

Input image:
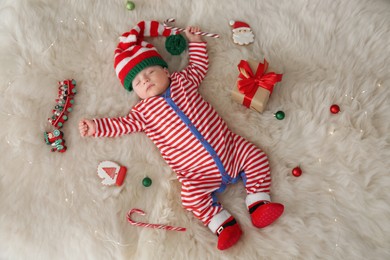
[97,161,127,186]
[249,201,284,228]
[216,216,242,250]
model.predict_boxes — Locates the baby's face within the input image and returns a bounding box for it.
[132,66,170,99]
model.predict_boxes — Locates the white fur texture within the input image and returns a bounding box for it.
[1,0,389,259]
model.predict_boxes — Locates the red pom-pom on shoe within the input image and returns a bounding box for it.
[250,202,284,228]
[217,221,242,250]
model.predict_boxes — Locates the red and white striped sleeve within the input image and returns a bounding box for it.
[93,108,146,138]
[179,42,209,90]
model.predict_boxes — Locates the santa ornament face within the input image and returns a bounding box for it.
[230,20,254,45]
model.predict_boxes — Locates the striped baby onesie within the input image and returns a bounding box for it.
[93,42,272,226]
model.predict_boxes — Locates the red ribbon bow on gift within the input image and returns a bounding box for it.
[237,59,283,108]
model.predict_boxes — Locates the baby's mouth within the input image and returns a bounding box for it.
[146,84,154,91]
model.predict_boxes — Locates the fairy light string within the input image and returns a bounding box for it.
[0,8,386,253]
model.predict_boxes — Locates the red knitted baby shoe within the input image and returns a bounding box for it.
[216,216,242,250]
[250,201,284,228]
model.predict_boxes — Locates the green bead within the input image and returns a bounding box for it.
[62,115,68,120]
[275,111,285,120]
[58,122,63,127]
[126,1,135,10]
[142,177,152,187]
[70,99,74,104]
[67,107,72,112]
[72,79,76,85]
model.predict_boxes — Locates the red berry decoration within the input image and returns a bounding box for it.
[330,104,340,114]
[292,167,302,177]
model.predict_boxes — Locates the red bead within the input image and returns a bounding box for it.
[330,104,340,114]
[292,167,302,177]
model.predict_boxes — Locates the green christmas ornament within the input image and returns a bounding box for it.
[126,1,135,10]
[275,111,285,120]
[165,34,187,56]
[142,177,152,187]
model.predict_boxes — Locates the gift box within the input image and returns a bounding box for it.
[231,59,283,113]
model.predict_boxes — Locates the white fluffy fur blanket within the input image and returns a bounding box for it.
[0,0,389,259]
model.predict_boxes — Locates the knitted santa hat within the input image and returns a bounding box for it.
[114,20,185,91]
[229,20,251,31]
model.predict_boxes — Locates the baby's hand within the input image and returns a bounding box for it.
[79,119,96,137]
[185,26,203,43]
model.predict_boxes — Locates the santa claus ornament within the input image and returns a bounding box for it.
[229,20,255,45]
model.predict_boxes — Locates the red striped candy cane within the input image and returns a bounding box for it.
[127,208,186,232]
[164,18,220,38]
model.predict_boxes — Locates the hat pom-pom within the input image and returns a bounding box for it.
[165,34,187,56]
